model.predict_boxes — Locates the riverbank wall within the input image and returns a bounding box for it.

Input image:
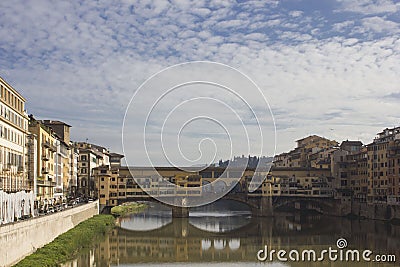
[0,201,99,267]
[350,202,400,221]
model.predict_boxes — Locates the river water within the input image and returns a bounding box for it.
[63,200,400,267]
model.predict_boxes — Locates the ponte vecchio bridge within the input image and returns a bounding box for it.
[94,166,346,218]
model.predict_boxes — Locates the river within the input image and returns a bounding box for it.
[62,200,400,267]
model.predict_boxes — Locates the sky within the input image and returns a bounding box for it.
[0,0,400,166]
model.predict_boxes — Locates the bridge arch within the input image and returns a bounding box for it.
[274,197,335,213]
[228,239,240,250]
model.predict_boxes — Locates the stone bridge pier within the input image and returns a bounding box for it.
[172,206,190,218]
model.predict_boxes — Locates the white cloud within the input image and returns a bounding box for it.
[361,16,399,33]
[0,0,399,163]
[289,10,303,17]
[336,0,400,15]
[333,20,355,32]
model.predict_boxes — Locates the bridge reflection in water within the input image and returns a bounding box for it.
[63,201,400,267]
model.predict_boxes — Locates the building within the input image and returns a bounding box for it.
[271,135,338,198]
[367,127,400,203]
[0,77,29,193]
[274,135,338,168]
[331,141,367,202]
[267,167,333,197]
[75,142,110,198]
[26,133,38,197]
[388,137,400,205]
[94,162,261,207]
[28,116,58,200]
[69,146,79,197]
[41,120,74,198]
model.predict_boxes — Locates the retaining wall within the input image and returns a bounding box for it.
[351,202,400,221]
[0,201,99,267]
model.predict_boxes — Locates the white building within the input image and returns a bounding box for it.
[0,76,29,192]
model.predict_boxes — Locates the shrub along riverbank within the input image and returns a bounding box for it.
[14,215,115,267]
[111,202,147,216]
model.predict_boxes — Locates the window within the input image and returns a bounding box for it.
[101,177,105,181]
[80,155,87,161]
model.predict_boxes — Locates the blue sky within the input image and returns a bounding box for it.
[0,0,400,165]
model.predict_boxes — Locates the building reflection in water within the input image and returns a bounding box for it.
[62,202,400,267]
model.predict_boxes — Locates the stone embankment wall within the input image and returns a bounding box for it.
[351,202,400,221]
[0,201,99,267]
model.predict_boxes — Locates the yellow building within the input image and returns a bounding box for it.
[274,135,338,168]
[0,76,29,192]
[94,161,335,207]
[388,138,400,205]
[266,167,333,197]
[94,164,259,206]
[296,135,339,150]
[366,128,398,203]
[28,116,57,200]
[41,120,74,198]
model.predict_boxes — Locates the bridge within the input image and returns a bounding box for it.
[96,166,348,218]
[101,191,344,218]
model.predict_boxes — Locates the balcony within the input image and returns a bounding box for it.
[42,141,57,152]
[43,141,51,148]
[37,179,56,187]
[42,167,49,174]
[2,163,11,172]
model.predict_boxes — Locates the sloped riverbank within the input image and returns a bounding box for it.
[14,215,115,267]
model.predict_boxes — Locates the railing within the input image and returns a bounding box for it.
[37,179,56,187]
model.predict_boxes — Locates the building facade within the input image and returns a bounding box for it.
[75,142,110,198]
[0,77,29,193]
[274,135,339,168]
[367,127,400,203]
[28,116,58,200]
[41,120,74,198]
